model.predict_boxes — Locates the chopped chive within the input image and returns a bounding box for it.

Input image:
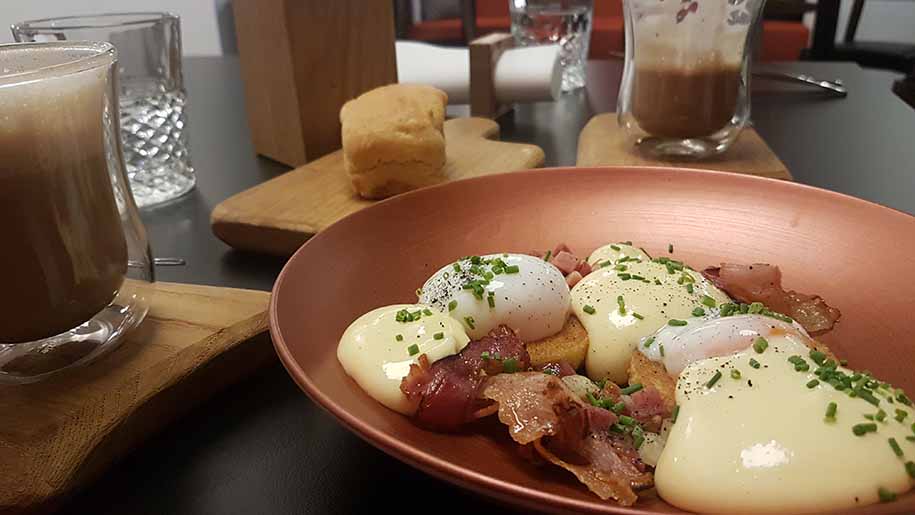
[671,405,680,423]
[617,273,632,280]
[395,334,403,342]
[583,304,596,315]
[876,409,887,422]
[643,336,655,348]
[654,278,662,286]
[660,344,665,357]
[896,409,909,422]
[632,312,644,320]
[631,274,647,282]
[464,316,475,329]
[749,358,761,369]
[621,383,643,395]
[668,319,688,326]
[543,250,552,261]
[906,461,915,478]
[452,262,461,273]
[908,436,915,442]
[668,243,674,253]
[614,264,628,271]
[825,402,837,421]
[617,295,626,315]
[731,369,742,380]
[502,358,519,373]
[878,487,897,503]
[632,426,645,449]
[753,337,769,354]
[692,307,706,317]
[897,392,913,406]
[422,308,433,317]
[700,295,717,308]
[611,401,626,413]
[807,379,820,388]
[407,344,420,356]
[504,265,520,274]
[487,295,495,308]
[809,350,827,366]
[705,370,723,388]
[685,283,694,294]
[610,244,621,251]
[481,351,490,360]
[859,389,881,407]
[865,414,875,421]
[618,415,636,426]
[890,438,904,457]
[448,299,458,311]
[433,332,444,340]
[852,422,878,436]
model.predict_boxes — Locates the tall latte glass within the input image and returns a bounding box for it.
[0,42,153,383]
[618,0,765,158]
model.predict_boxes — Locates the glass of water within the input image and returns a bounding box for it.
[509,0,593,92]
[13,13,196,209]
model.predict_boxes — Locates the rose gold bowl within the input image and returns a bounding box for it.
[270,167,915,514]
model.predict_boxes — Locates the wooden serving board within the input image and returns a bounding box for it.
[577,113,792,180]
[0,282,271,515]
[211,117,545,256]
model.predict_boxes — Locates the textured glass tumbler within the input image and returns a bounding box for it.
[618,0,765,158]
[13,13,196,208]
[509,0,593,92]
[0,42,154,383]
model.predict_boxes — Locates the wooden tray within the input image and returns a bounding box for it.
[0,282,271,515]
[211,117,545,256]
[577,113,792,180]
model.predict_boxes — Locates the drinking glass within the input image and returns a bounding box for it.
[617,0,765,158]
[0,42,154,383]
[13,13,196,208]
[509,0,593,92]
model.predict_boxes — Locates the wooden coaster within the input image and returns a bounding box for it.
[211,117,545,257]
[0,282,271,515]
[576,113,792,180]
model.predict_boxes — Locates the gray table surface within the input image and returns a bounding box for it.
[63,57,915,514]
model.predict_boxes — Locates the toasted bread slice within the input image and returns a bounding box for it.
[627,336,839,414]
[628,352,677,413]
[526,316,589,370]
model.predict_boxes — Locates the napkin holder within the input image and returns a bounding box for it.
[233,0,397,167]
[470,32,517,119]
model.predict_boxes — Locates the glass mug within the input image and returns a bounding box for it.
[0,42,153,383]
[618,0,765,158]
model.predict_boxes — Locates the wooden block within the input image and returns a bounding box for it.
[211,117,545,257]
[0,282,271,515]
[470,33,516,119]
[233,0,397,167]
[576,113,792,180]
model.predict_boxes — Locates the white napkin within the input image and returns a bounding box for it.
[396,40,562,105]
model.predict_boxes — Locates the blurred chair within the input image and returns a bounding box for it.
[805,0,915,73]
[403,0,809,61]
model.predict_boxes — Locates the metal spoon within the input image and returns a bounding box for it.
[128,257,187,268]
[753,71,848,97]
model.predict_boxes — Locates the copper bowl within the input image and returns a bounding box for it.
[270,167,915,514]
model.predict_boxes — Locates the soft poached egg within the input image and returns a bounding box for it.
[419,253,570,341]
[570,244,731,383]
[337,304,470,415]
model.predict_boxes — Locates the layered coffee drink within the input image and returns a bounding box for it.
[631,60,741,139]
[0,47,127,343]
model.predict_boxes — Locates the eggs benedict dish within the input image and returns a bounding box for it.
[337,241,913,513]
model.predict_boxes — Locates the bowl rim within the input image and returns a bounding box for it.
[269,165,915,514]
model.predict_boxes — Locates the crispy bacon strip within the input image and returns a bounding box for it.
[703,263,841,334]
[400,326,530,431]
[481,373,651,506]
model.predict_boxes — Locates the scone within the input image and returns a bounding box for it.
[340,84,448,199]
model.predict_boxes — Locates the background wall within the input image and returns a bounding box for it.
[0,0,913,56]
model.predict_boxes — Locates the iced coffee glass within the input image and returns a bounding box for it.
[0,42,153,383]
[618,0,765,158]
